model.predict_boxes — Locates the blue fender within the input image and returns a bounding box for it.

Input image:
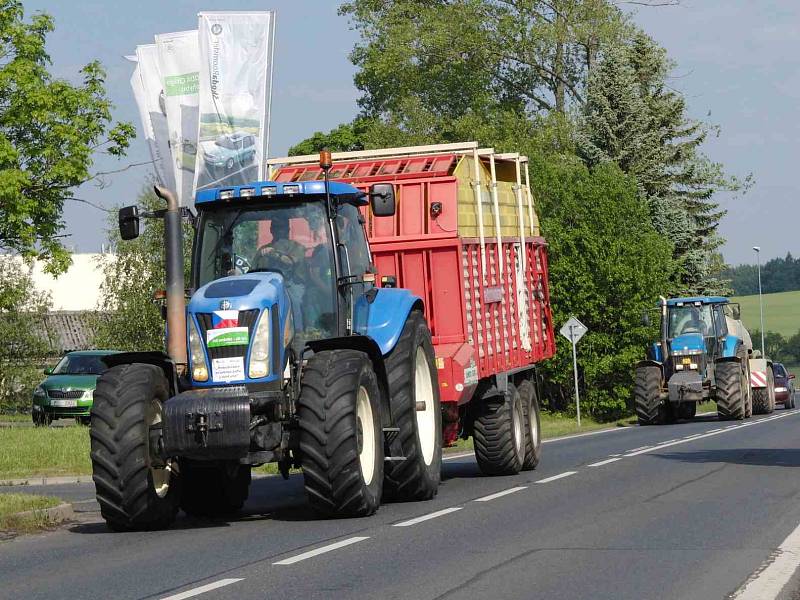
[354,288,423,355]
[722,335,741,359]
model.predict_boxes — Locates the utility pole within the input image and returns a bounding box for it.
[754,246,765,356]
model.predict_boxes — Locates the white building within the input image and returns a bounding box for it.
[28,253,113,311]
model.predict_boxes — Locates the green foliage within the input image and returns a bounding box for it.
[534,160,672,420]
[724,253,800,296]
[577,32,747,295]
[0,1,134,274]
[93,184,192,352]
[0,258,53,412]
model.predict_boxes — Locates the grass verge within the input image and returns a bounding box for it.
[0,426,90,480]
[0,413,33,423]
[0,493,62,534]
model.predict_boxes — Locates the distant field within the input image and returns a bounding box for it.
[732,290,800,338]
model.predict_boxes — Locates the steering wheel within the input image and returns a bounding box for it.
[254,245,298,274]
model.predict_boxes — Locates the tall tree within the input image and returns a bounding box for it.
[578,32,745,294]
[0,1,134,274]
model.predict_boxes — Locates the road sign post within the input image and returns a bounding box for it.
[560,317,588,427]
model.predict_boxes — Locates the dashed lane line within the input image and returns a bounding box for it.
[474,487,527,502]
[536,471,577,484]
[160,579,243,600]
[393,507,463,527]
[273,537,370,565]
[587,457,623,468]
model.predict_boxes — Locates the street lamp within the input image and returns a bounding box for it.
[753,246,765,356]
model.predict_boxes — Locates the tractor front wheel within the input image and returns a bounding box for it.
[298,350,383,517]
[634,366,670,425]
[90,364,179,531]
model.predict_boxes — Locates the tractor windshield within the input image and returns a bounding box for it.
[195,200,336,340]
[668,304,714,338]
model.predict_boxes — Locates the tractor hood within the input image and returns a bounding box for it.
[670,333,705,354]
[190,272,285,312]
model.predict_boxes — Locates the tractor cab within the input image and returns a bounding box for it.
[664,297,731,376]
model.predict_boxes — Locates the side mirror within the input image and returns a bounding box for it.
[369,183,396,217]
[790,374,796,380]
[641,311,650,327]
[119,205,141,241]
[43,367,52,375]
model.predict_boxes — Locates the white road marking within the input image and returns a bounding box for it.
[628,445,652,452]
[625,411,799,457]
[474,486,527,502]
[587,457,623,468]
[442,451,474,461]
[393,507,463,527]
[160,579,243,600]
[542,426,633,443]
[732,518,800,599]
[536,471,577,484]
[273,537,369,565]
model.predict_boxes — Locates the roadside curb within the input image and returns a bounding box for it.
[6,502,74,523]
[0,476,93,487]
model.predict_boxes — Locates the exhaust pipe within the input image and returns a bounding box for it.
[154,185,188,372]
[659,295,669,363]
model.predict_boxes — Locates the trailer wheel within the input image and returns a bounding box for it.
[517,380,541,470]
[716,361,745,420]
[298,350,383,517]
[473,383,525,476]
[383,310,442,502]
[634,365,670,425]
[179,461,251,517]
[752,368,775,415]
[90,364,179,531]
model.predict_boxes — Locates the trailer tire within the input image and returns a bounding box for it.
[716,361,745,420]
[634,366,669,425]
[179,461,251,517]
[473,383,525,476]
[298,350,383,517]
[518,380,542,470]
[383,310,442,502]
[90,364,179,531]
[752,368,776,414]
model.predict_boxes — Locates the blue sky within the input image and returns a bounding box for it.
[26,1,798,265]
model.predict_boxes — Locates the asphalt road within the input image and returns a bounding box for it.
[3,407,800,600]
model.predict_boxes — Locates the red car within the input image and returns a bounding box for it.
[772,362,796,409]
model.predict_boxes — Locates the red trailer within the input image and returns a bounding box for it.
[269,142,555,459]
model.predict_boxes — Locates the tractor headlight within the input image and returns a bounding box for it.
[189,318,209,382]
[248,309,271,379]
[672,348,703,357]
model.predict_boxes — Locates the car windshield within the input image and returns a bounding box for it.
[774,364,787,377]
[196,200,336,342]
[668,305,714,338]
[52,354,108,375]
[216,137,237,150]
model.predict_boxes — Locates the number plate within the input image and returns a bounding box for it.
[50,399,77,408]
[682,357,691,365]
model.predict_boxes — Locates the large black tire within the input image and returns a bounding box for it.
[716,361,745,420]
[473,383,525,476]
[90,364,180,531]
[752,368,776,415]
[180,461,251,517]
[677,402,696,420]
[298,350,383,517]
[518,379,542,470]
[634,366,670,425]
[383,310,442,502]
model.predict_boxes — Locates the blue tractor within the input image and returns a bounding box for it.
[89,153,442,531]
[635,296,753,425]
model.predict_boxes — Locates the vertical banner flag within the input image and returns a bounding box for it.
[155,30,200,209]
[194,11,276,193]
[130,45,176,191]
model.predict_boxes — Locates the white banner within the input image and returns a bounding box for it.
[155,30,200,209]
[131,45,175,191]
[194,11,276,193]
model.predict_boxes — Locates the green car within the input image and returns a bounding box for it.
[31,350,119,426]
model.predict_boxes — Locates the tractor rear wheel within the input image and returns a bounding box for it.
[518,380,542,470]
[298,350,383,517]
[473,383,525,476]
[90,364,179,531]
[634,366,669,425]
[179,461,251,517]
[716,361,745,420]
[383,310,442,502]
